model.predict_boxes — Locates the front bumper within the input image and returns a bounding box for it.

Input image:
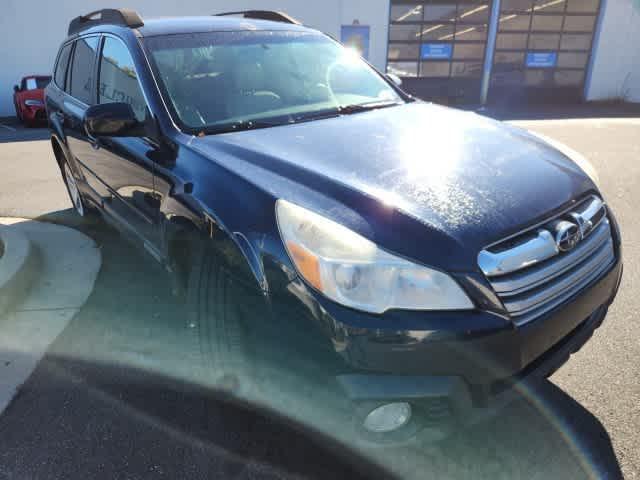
[22,106,46,123]
[268,205,622,431]
[335,257,622,412]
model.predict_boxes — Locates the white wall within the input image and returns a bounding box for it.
[0,0,390,117]
[586,0,640,102]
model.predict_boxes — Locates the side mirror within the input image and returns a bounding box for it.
[84,103,146,138]
[386,74,403,87]
[14,85,20,93]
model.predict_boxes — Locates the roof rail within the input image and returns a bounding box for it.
[68,8,144,36]
[214,10,301,25]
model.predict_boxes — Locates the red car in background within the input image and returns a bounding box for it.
[13,75,51,127]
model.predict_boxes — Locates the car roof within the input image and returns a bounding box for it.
[137,16,314,37]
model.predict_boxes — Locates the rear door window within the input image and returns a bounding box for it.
[69,36,100,104]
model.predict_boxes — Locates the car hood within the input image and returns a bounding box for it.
[191,103,596,270]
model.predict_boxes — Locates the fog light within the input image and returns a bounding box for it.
[363,402,412,433]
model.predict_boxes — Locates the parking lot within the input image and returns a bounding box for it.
[0,110,639,479]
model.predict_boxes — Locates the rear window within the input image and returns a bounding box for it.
[69,36,100,104]
[54,44,73,90]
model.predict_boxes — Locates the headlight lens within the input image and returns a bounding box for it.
[528,130,600,186]
[24,99,44,107]
[276,200,474,314]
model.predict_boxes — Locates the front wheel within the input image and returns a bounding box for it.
[186,243,264,393]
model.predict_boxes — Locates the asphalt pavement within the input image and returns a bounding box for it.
[509,115,640,480]
[0,109,639,479]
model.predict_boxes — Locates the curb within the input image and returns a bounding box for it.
[0,223,39,317]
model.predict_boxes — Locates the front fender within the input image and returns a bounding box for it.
[159,142,298,297]
[162,190,292,296]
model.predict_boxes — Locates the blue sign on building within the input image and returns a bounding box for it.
[526,52,558,68]
[341,25,371,60]
[421,43,453,60]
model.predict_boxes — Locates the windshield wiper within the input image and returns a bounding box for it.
[337,100,402,115]
[202,119,285,135]
[290,101,403,125]
[290,108,343,124]
[202,101,405,134]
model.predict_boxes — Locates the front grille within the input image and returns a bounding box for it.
[478,196,615,325]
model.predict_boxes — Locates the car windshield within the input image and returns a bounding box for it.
[26,77,51,90]
[143,31,404,133]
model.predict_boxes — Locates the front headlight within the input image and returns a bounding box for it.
[276,200,474,314]
[24,99,44,107]
[528,130,600,187]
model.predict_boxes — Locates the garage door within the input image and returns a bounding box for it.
[488,0,601,103]
[387,1,493,103]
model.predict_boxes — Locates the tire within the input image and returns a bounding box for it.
[186,242,263,392]
[14,101,22,123]
[183,238,425,446]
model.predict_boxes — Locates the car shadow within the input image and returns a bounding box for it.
[0,348,386,480]
[428,380,623,479]
[0,209,623,479]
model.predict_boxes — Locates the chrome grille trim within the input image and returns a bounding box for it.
[508,253,614,325]
[478,196,615,326]
[491,220,611,295]
[478,230,558,277]
[502,238,614,314]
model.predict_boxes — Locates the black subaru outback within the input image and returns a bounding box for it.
[45,9,622,443]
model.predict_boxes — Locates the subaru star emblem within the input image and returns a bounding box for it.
[554,220,582,252]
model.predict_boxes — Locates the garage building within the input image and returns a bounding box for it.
[1,0,639,117]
